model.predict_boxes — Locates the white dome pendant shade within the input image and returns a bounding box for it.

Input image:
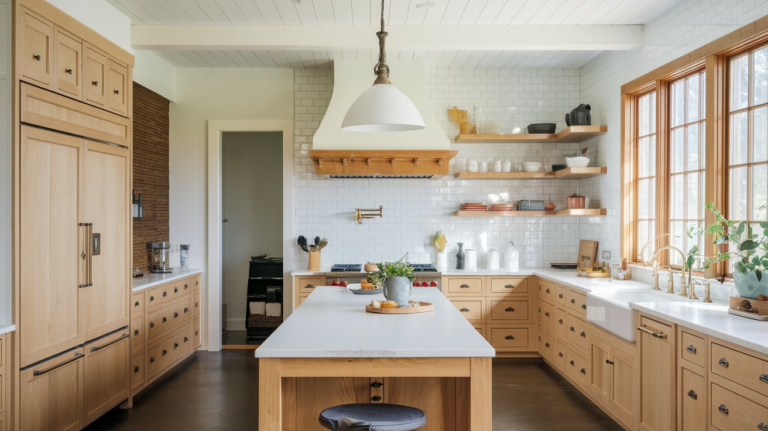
[341,83,425,132]
[341,0,425,132]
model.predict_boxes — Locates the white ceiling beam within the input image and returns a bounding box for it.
[131,25,643,52]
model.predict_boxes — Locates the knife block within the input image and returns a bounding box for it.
[308,251,321,272]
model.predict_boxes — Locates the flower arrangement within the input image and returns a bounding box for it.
[372,253,415,283]
[431,231,447,253]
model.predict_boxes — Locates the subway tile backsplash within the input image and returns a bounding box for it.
[293,67,598,269]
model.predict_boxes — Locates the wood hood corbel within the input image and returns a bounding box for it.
[308,150,458,178]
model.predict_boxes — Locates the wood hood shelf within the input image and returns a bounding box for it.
[308,150,458,178]
[455,125,607,143]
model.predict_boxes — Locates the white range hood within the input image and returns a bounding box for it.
[309,59,455,177]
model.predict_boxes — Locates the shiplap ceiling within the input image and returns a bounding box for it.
[108,0,677,69]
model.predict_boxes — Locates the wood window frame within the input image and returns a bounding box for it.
[621,15,768,278]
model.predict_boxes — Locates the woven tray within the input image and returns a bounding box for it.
[247,314,282,328]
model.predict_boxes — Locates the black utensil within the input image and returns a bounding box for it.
[297,236,309,253]
[314,236,320,246]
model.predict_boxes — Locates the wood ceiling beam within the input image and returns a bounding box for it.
[131,25,644,52]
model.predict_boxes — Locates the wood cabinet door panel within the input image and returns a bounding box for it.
[567,289,587,317]
[710,383,768,431]
[83,141,130,341]
[679,367,706,431]
[293,378,370,430]
[297,277,325,294]
[681,330,706,368]
[446,277,484,295]
[488,299,529,321]
[590,337,612,405]
[19,7,54,87]
[638,315,675,431]
[711,342,768,398]
[84,44,107,107]
[19,126,84,367]
[193,317,201,349]
[83,331,130,425]
[385,377,456,431]
[131,353,145,391]
[107,60,128,116]
[54,28,82,99]
[488,277,528,295]
[450,298,484,323]
[20,349,84,431]
[131,316,144,357]
[610,347,635,426]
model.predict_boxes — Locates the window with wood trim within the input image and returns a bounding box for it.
[727,46,768,256]
[636,91,657,262]
[669,71,706,267]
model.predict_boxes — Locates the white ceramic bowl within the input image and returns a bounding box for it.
[522,161,542,172]
[566,156,590,168]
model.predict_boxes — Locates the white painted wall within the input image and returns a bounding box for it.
[134,50,176,102]
[578,0,768,263]
[222,132,283,329]
[0,0,10,325]
[46,0,132,53]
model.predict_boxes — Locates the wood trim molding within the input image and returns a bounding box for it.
[278,357,472,378]
[620,92,636,262]
[655,80,671,266]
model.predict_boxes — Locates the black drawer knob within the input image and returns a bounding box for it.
[163,292,168,297]
[460,308,469,312]
[546,288,550,293]
[580,368,586,375]
[570,360,575,366]
[162,317,167,323]
[184,308,189,313]
[150,357,155,363]
[580,331,586,338]
[184,337,189,342]
[570,326,575,332]
[150,296,155,301]
[570,299,576,304]
[718,404,728,415]
[174,312,179,318]
[195,302,199,307]
[65,68,72,74]
[760,374,768,384]
[174,287,178,293]
[505,335,515,340]
[581,304,586,310]
[114,89,119,94]
[134,366,139,373]
[150,322,155,328]
[371,396,382,402]
[134,329,139,336]
[185,284,189,289]
[162,349,167,356]
[687,390,697,400]
[135,301,140,307]
[558,352,563,358]
[505,307,515,312]
[33,54,41,60]
[558,293,563,298]
[195,330,199,336]
[92,80,98,86]
[196,281,199,286]
[718,358,729,368]
[545,342,550,348]
[174,343,179,349]
[545,312,550,317]
[558,319,563,324]
[371,382,383,388]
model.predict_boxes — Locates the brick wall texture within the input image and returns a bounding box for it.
[132,82,170,272]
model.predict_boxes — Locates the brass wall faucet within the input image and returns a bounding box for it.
[356,206,383,224]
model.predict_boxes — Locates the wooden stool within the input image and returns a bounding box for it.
[318,403,427,431]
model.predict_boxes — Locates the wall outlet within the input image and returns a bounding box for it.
[602,250,611,260]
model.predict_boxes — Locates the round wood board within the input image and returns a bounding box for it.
[365,301,434,314]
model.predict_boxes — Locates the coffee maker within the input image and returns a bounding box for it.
[147,242,173,273]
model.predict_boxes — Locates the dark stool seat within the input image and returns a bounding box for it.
[319,403,427,431]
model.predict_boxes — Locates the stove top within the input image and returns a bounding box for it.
[409,263,437,272]
[330,264,363,272]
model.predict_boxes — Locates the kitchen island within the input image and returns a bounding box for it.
[256,286,495,430]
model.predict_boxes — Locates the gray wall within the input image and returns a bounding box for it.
[222,132,283,329]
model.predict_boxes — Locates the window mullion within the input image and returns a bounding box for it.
[656,80,671,267]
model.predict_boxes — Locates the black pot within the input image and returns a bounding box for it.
[527,123,556,134]
[565,104,591,126]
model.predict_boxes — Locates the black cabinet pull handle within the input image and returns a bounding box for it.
[163,292,168,297]
[605,359,614,365]
[32,352,83,376]
[150,322,155,328]
[184,337,189,342]
[174,287,178,293]
[558,293,564,298]
[569,360,575,366]
[174,343,179,349]
[162,317,167,323]
[505,335,515,340]
[114,89,120,94]
[460,308,469,312]
[504,284,514,288]
[546,288,550,293]
[134,329,139,336]
[758,423,768,431]
[150,296,155,301]
[92,80,98,86]
[687,390,697,400]
[570,298,576,304]
[135,301,140,307]
[718,404,728,415]
[558,319,563,324]
[760,374,768,384]
[545,342,550,347]
[134,366,140,373]
[174,312,179,318]
[305,284,314,289]
[505,307,515,312]
[33,54,41,60]
[371,396,382,402]
[580,331,586,338]
[65,68,72,74]
[162,349,167,356]
[686,345,697,354]
[718,358,729,368]
[580,368,586,375]
[570,326,575,332]
[150,357,155,363]
[371,382,383,388]
[558,352,563,358]
[581,304,586,310]
[545,312,550,317]
[185,308,189,313]
[460,284,470,288]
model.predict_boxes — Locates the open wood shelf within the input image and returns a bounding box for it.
[454,125,607,143]
[454,167,607,180]
[455,209,607,217]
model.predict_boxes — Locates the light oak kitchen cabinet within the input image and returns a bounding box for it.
[637,313,676,431]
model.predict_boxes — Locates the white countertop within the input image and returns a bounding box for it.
[132,268,204,292]
[0,324,15,335]
[291,270,327,276]
[255,286,495,358]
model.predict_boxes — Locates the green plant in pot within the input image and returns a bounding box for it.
[373,254,415,306]
[695,202,768,299]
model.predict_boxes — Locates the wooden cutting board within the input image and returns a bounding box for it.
[365,302,434,314]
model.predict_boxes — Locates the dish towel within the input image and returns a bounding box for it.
[249,301,266,315]
[266,302,282,317]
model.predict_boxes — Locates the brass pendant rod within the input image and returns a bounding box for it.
[373,0,391,85]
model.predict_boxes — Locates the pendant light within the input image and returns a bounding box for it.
[341,0,425,132]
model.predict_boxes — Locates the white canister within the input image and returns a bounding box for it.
[492,159,502,173]
[505,243,519,271]
[468,159,479,172]
[436,252,448,271]
[465,249,477,271]
[488,248,500,270]
[479,160,489,173]
[502,159,512,172]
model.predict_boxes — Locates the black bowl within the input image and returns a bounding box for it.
[527,123,556,134]
[552,164,567,172]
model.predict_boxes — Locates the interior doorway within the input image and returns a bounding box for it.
[221,132,284,348]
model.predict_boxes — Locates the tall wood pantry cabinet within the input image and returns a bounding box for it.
[11,0,135,429]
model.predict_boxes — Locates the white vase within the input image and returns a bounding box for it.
[436,252,448,271]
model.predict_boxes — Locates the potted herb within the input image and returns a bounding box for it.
[696,202,768,299]
[373,254,416,306]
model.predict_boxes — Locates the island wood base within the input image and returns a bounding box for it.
[258,357,492,431]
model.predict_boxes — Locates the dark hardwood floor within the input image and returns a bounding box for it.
[85,352,622,430]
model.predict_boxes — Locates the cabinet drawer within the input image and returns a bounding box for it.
[132,291,144,316]
[565,347,590,388]
[472,324,485,338]
[53,27,82,99]
[711,383,768,431]
[565,313,590,354]
[147,326,193,378]
[193,318,201,349]
[131,316,144,357]
[555,285,567,306]
[193,289,201,320]
[298,295,310,306]
[84,330,130,425]
[537,279,556,302]
[711,342,768,398]
[147,298,192,342]
[450,298,485,322]
[538,328,554,361]
[147,279,190,309]
[488,299,529,322]
[107,59,128,116]
[538,300,556,334]
[132,353,145,391]
[192,273,202,292]
[567,289,587,317]
[20,348,84,431]
[446,277,484,295]
[489,277,528,295]
[680,367,706,431]
[681,330,706,368]
[555,336,567,370]
[487,325,531,351]
[297,277,325,294]
[556,308,567,338]
[19,7,54,87]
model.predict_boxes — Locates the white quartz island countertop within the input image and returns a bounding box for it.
[132,268,204,292]
[255,286,495,358]
[0,324,15,336]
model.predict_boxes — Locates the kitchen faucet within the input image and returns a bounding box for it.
[652,245,688,296]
